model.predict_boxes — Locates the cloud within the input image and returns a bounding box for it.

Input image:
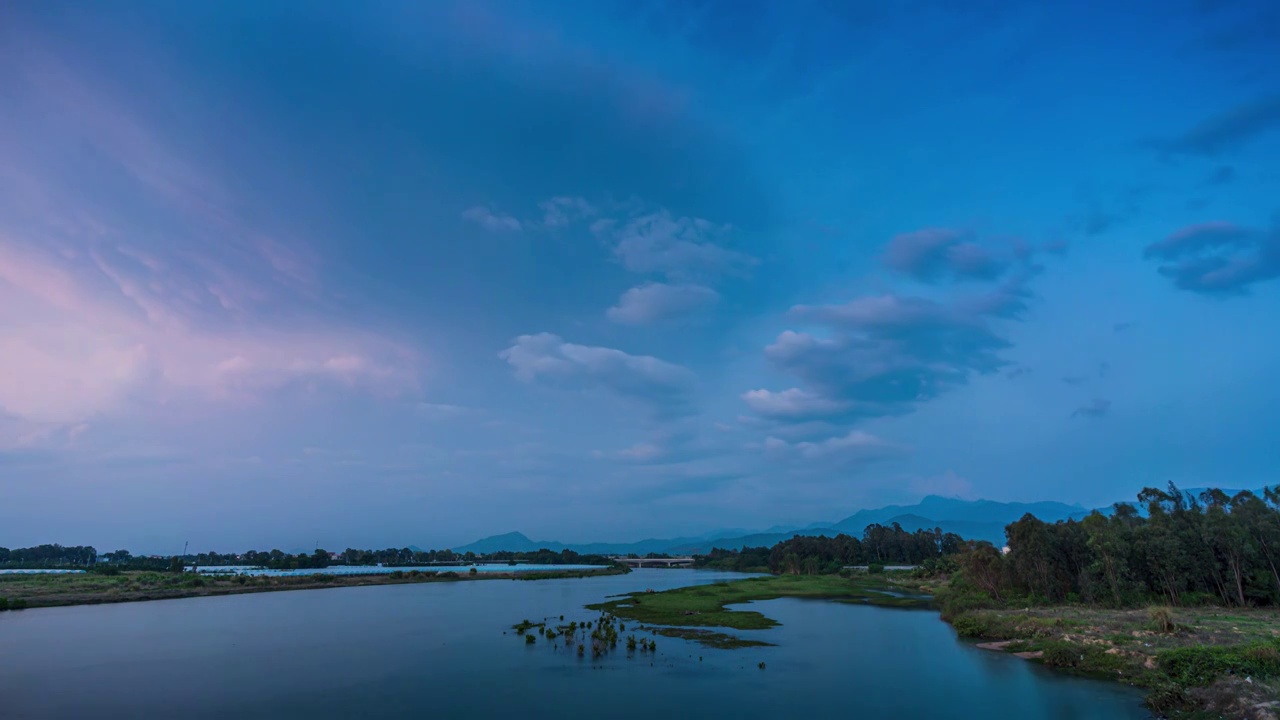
[1112,321,1138,333]
[1156,94,1280,156]
[882,228,1009,283]
[499,333,695,416]
[606,282,719,325]
[0,233,418,431]
[761,430,907,467]
[1005,365,1032,380]
[741,388,861,421]
[462,205,522,232]
[603,210,754,280]
[1062,375,1088,386]
[749,288,1021,425]
[1143,221,1280,295]
[539,196,596,228]
[1071,398,1111,419]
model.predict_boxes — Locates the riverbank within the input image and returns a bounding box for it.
[586,572,1280,718]
[945,602,1280,719]
[0,565,628,609]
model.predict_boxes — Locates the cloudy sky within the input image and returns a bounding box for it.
[2,0,1278,552]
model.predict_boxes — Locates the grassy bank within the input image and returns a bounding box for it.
[0,565,627,610]
[584,573,932,647]
[941,599,1280,719]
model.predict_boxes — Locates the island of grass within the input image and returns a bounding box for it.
[584,573,932,648]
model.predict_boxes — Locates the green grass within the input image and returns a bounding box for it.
[0,566,624,609]
[586,574,931,632]
[943,602,1280,718]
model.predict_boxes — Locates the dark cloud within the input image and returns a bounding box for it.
[882,228,1009,283]
[1071,398,1111,419]
[1156,94,1280,157]
[1005,365,1032,380]
[1144,221,1280,295]
[749,286,1024,424]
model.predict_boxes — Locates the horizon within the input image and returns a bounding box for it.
[3,1,1279,552]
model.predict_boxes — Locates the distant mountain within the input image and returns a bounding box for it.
[452,495,1096,555]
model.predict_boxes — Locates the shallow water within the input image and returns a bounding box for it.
[0,569,1150,719]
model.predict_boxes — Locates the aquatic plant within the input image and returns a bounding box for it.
[524,634,536,645]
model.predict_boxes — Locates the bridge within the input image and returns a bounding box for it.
[614,556,695,568]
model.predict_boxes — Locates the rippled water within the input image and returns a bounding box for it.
[0,569,1150,719]
[0,569,85,575]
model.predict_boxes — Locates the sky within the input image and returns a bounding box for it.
[2,0,1279,553]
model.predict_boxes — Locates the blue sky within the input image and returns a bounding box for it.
[2,0,1278,552]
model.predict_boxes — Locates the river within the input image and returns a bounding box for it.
[0,569,1150,719]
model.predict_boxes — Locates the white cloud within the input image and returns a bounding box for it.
[462,205,522,232]
[539,196,596,227]
[606,282,719,325]
[605,210,753,280]
[499,332,694,415]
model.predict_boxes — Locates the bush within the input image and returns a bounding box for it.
[1145,681,1196,715]
[1157,641,1280,686]
[524,634,536,644]
[951,613,997,639]
[1148,606,1175,634]
[8,598,28,610]
[389,571,405,580]
[469,567,478,575]
[867,563,885,574]
[0,597,8,611]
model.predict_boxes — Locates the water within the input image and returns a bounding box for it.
[0,569,85,575]
[186,563,607,576]
[0,569,1150,719]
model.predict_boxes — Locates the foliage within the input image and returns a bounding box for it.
[947,484,1280,610]
[1159,641,1280,687]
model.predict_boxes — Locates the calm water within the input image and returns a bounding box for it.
[0,570,1150,719]
[187,563,607,576]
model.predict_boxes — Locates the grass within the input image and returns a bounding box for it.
[584,573,932,645]
[0,565,627,609]
[943,602,1280,718]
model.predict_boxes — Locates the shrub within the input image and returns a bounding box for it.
[867,563,885,574]
[1148,606,1175,634]
[524,634,536,644]
[0,597,8,611]
[469,567,478,575]
[8,598,28,610]
[1157,642,1280,686]
[389,571,405,579]
[1145,681,1195,715]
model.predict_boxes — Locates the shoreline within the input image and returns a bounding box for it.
[587,573,1277,718]
[0,565,629,610]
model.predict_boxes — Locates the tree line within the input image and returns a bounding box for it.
[953,484,1280,608]
[2,544,617,572]
[694,524,966,575]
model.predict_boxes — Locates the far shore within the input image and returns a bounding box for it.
[0,565,628,610]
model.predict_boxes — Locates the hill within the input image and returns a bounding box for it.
[452,495,1092,555]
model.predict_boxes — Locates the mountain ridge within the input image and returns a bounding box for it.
[451,495,1094,555]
